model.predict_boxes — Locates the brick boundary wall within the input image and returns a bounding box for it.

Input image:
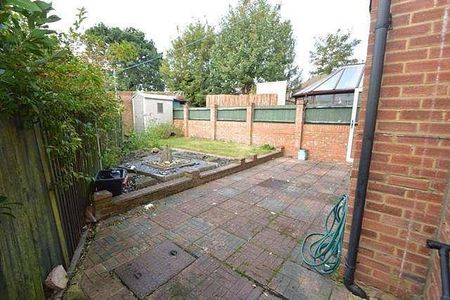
[174,102,352,162]
[344,0,450,298]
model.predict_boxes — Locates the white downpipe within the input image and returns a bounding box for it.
[346,88,362,163]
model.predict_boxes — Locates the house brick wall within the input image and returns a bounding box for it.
[344,0,450,298]
[302,124,350,161]
[119,91,134,134]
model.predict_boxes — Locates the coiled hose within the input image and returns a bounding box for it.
[301,194,348,275]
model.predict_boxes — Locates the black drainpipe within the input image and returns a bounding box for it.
[344,0,392,298]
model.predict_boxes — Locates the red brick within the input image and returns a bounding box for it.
[366,202,403,217]
[389,23,432,40]
[390,155,434,168]
[377,121,418,132]
[373,142,413,154]
[383,73,424,86]
[426,72,450,83]
[383,63,404,74]
[402,86,437,97]
[399,110,443,121]
[380,98,421,109]
[391,0,434,15]
[388,175,429,190]
[405,60,450,73]
[421,98,450,109]
[419,123,450,135]
[412,8,445,23]
[392,14,410,28]
[380,86,401,97]
[368,181,407,197]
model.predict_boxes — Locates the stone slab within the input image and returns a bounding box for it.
[115,241,195,298]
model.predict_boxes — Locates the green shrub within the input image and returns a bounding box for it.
[122,123,181,154]
[101,146,122,168]
[260,144,275,151]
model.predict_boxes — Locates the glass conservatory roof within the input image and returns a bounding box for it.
[294,63,364,97]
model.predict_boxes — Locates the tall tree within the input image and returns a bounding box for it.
[210,0,297,94]
[161,21,215,106]
[309,29,361,76]
[85,23,164,91]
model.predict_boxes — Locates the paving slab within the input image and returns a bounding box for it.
[226,242,284,285]
[115,241,195,298]
[269,260,333,300]
[194,228,245,261]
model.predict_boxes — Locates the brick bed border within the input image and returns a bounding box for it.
[94,149,283,220]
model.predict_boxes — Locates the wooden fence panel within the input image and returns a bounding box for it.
[0,117,101,299]
[253,106,296,123]
[173,108,184,119]
[206,94,277,107]
[305,106,354,124]
[189,108,210,120]
[0,118,64,299]
[217,108,247,122]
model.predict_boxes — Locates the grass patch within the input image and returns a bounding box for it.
[160,137,274,158]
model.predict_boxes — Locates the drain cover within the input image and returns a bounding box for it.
[115,241,195,298]
[258,178,288,189]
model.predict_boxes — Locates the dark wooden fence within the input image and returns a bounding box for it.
[0,117,101,299]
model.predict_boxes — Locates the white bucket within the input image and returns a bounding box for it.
[298,149,308,161]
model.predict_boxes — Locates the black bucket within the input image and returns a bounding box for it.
[95,168,128,196]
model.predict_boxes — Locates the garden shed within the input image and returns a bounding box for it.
[132,92,185,133]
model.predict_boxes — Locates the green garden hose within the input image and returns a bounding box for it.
[301,194,348,275]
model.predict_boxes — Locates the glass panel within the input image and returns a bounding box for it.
[336,65,364,89]
[314,94,334,106]
[315,70,343,91]
[334,93,354,106]
[157,103,163,113]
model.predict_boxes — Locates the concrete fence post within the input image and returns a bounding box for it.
[211,104,217,140]
[294,99,306,152]
[246,103,254,145]
[183,104,189,137]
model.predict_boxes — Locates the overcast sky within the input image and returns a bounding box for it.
[50,0,371,78]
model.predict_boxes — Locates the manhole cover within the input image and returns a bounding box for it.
[258,178,288,189]
[115,241,195,298]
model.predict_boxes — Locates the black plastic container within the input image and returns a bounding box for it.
[95,168,128,196]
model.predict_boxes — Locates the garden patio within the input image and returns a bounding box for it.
[67,158,356,299]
